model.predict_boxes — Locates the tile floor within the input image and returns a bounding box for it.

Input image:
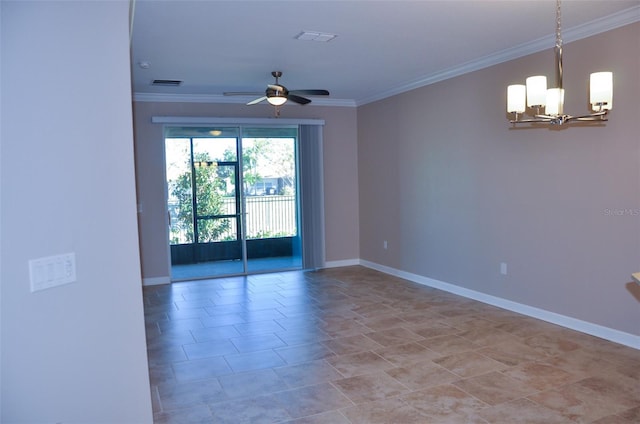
[144,266,640,423]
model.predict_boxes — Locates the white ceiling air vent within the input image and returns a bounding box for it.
[152,79,182,86]
[295,31,337,42]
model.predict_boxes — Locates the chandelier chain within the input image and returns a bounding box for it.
[555,0,563,49]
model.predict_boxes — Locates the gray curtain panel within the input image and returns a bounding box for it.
[299,124,326,270]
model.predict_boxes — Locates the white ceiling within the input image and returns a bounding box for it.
[130,0,640,106]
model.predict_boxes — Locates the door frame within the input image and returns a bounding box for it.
[161,121,313,281]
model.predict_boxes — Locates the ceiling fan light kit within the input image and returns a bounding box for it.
[224,71,329,115]
[506,0,613,127]
[266,73,289,106]
[266,94,287,106]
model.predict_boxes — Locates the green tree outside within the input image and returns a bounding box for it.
[218,138,295,195]
[170,152,231,244]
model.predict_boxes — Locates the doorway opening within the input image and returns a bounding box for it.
[164,126,302,280]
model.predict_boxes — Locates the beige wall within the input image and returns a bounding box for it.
[133,102,359,281]
[358,23,640,337]
[1,1,152,421]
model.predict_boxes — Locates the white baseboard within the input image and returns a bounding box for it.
[360,260,640,350]
[324,259,361,268]
[142,276,171,286]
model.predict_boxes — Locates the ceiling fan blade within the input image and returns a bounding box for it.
[224,91,264,96]
[289,89,329,96]
[287,94,311,105]
[247,96,267,105]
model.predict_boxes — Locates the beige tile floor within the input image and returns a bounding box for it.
[144,266,640,423]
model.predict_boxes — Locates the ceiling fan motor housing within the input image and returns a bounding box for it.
[267,85,287,98]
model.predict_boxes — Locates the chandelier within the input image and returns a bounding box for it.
[507,0,612,126]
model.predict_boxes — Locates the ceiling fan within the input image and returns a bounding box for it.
[224,71,330,107]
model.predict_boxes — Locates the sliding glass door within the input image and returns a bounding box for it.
[241,128,301,273]
[164,126,302,280]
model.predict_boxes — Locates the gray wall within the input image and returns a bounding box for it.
[1,1,153,422]
[133,102,360,282]
[358,23,640,337]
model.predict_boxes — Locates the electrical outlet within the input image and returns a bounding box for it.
[383,240,388,250]
[500,262,508,275]
[29,253,77,292]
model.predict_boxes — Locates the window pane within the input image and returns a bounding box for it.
[215,165,237,215]
[197,217,237,242]
[242,136,297,239]
[166,138,193,244]
[192,138,237,219]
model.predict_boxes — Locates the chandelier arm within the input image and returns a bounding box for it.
[510,112,609,125]
[510,118,553,124]
[566,112,609,122]
[572,112,607,119]
[573,117,608,122]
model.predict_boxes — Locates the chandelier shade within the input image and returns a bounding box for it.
[545,88,564,115]
[590,71,613,110]
[525,76,547,108]
[507,85,526,114]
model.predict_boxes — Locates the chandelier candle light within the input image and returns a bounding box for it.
[507,0,613,126]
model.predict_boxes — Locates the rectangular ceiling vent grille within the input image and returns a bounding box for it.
[295,31,337,42]
[152,79,183,86]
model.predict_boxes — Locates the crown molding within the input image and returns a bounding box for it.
[356,6,640,106]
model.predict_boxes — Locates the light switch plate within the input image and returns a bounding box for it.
[29,253,76,292]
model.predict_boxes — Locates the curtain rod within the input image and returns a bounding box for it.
[151,116,325,126]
